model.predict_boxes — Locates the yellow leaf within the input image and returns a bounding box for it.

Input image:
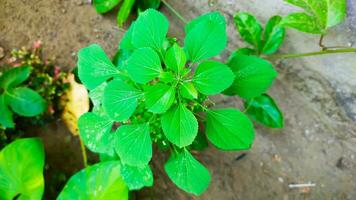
[61,73,89,135]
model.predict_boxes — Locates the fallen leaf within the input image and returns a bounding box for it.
[61,73,89,135]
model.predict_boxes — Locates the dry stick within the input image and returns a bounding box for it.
[78,135,88,167]
[265,48,356,60]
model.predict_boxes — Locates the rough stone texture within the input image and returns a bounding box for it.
[0,0,355,199]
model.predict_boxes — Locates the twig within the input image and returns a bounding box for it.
[288,183,316,189]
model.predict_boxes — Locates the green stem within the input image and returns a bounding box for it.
[265,48,356,60]
[161,0,188,24]
[78,135,88,168]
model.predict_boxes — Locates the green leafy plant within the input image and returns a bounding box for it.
[0,66,46,129]
[92,0,161,27]
[229,0,353,128]
[0,138,45,200]
[76,9,257,195]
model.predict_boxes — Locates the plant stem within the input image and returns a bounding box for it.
[161,0,188,24]
[265,48,356,60]
[78,135,88,168]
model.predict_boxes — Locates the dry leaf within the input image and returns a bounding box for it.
[61,73,89,135]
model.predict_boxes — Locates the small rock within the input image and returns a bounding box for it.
[336,157,352,170]
[76,0,83,6]
[0,46,4,59]
[61,9,66,14]
[278,177,284,183]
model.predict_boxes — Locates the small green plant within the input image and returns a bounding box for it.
[0,66,46,129]
[0,138,45,200]
[76,9,256,195]
[92,0,161,27]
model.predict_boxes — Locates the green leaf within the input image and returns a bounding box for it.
[78,112,115,154]
[93,0,120,13]
[161,104,198,148]
[164,149,211,195]
[132,9,169,51]
[184,12,227,62]
[119,22,136,50]
[58,161,129,200]
[262,16,285,55]
[103,79,142,121]
[281,12,322,34]
[0,66,31,89]
[126,47,162,84]
[228,48,256,63]
[113,49,132,69]
[6,87,46,117]
[206,108,254,150]
[193,61,234,95]
[159,71,175,83]
[115,124,152,166]
[78,44,119,90]
[0,95,14,128]
[164,43,186,74]
[245,94,284,128]
[282,0,346,33]
[179,82,198,100]
[144,83,175,113]
[89,82,107,107]
[234,12,263,49]
[0,138,45,200]
[120,163,153,190]
[117,0,135,27]
[224,53,277,99]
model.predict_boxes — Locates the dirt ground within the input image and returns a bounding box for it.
[1,0,356,199]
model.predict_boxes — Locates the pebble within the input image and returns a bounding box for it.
[278,177,284,183]
[76,0,83,6]
[336,157,352,170]
[0,46,4,59]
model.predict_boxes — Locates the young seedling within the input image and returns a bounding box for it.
[74,9,256,196]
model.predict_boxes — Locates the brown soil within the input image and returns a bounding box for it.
[1,0,355,199]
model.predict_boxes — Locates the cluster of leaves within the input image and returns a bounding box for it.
[73,8,272,196]
[0,66,46,129]
[93,0,161,27]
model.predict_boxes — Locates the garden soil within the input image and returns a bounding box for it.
[1,0,356,199]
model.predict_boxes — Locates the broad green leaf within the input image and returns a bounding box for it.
[245,94,284,128]
[126,47,162,84]
[165,149,211,195]
[282,0,346,33]
[144,83,175,113]
[224,53,277,99]
[206,108,254,150]
[179,82,198,100]
[78,44,120,90]
[119,22,136,50]
[193,61,234,95]
[184,12,227,62]
[161,104,198,147]
[0,95,14,128]
[117,0,135,27]
[234,12,263,49]
[115,124,152,166]
[6,87,46,117]
[0,138,45,200]
[164,43,186,74]
[132,9,169,51]
[281,12,322,34]
[103,79,142,121]
[93,0,120,13]
[58,161,129,200]
[159,71,175,83]
[262,16,285,55]
[78,112,115,154]
[228,48,256,63]
[89,82,107,107]
[0,66,31,89]
[120,163,153,190]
